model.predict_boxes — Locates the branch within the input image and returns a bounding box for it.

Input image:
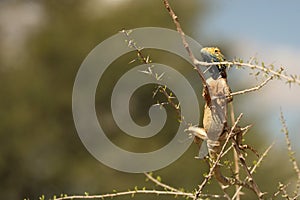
[230,68,284,97]
[280,110,300,197]
[230,75,273,96]
[196,60,300,85]
[228,102,241,200]
[144,172,228,199]
[231,137,265,198]
[144,172,183,193]
[121,29,184,123]
[51,189,193,200]
[273,182,292,200]
[162,0,211,103]
[232,143,274,199]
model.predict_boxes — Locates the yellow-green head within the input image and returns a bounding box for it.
[200,47,227,78]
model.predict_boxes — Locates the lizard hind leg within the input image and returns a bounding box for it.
[186,126,210,159]
[234,126,260,158]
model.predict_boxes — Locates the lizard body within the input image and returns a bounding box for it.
[189,47,232,185]
[189,47,263,197]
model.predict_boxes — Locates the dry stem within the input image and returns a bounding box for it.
[280,110,300,197]
[232,143,274,199]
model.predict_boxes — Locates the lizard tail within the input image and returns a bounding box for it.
[213,165,231,186]
[207,139,232,186]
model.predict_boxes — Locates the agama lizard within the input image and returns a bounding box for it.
[188,47,265,199]
[188,47,233,186]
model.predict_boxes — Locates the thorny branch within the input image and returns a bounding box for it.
[230,68,284,97]
[144,172,182,194]
[144,172,227,199]
[280,110,300,198]
[121,29,185,123]
[232,143,274,199]
[230,74,273,97]
[195,60,300,86]
[51,189,193,200]
[232,137,264,198]
[162,0,211,104]
[273,182,291,199]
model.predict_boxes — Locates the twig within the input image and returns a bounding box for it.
[230,75,274,96]
[121,29,184,122]
[280,110,300,197]
[231,68,284,97]
[232,136,265,199]
[144,172,181,193]
[52,189,194,200]
[232,143,274,199]
[162,0,211,103]
[217,182,231,200]
[219,125,252,158]
[195,60,300,85]
[273,182,292,200]
[228,101,241,200]
[144,172,228,199]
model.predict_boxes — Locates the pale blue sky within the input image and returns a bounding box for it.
[199,0,300,48]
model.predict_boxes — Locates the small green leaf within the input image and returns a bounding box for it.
[156,176,162,182]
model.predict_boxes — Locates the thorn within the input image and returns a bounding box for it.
[145,55,150,63]
[241,124,253,131]
[147,66,153,74]
[156,72,165,81]
[138,70,152,75]
[128,59,137,64]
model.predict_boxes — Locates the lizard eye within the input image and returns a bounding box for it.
[214,49,220,53]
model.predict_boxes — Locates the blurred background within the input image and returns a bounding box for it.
[1,1,300,199]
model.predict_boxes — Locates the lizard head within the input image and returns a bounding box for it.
[200,47,227,78]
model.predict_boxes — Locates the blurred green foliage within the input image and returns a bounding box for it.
[0,1,296,200]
